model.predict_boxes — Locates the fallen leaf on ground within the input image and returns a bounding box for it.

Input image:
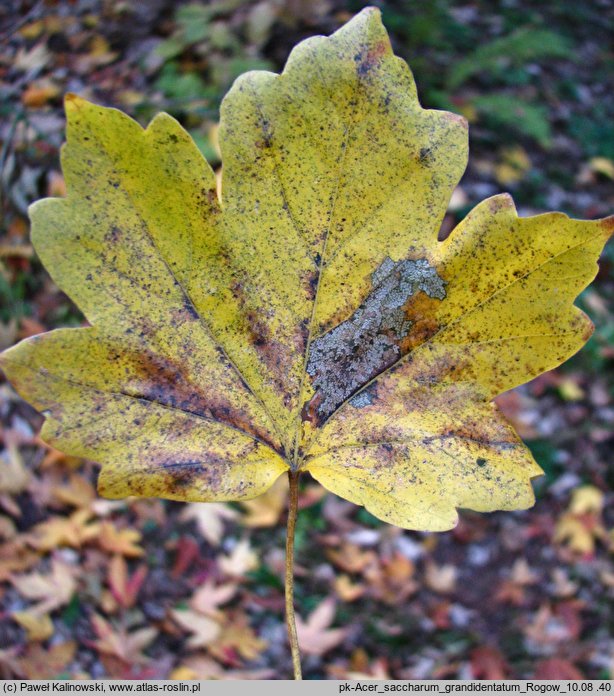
[470,645,510,679]
[52,473,96,509]
[171,608,221,649]
[30,509,100,551]
[239,474,287,527]
[11,611,54,641]
[11,558,76,614]
[190,579,237,620]
[295,598,346,656]
[554,485,607,555]
[326,542,376,574]
[171,655,274,680]
[424,559,457,594]
[107,554,148,609]
[534,658,584,680]
[180,503,238,546]
[19,641,76,679]
[334,574,365,602]
[218,538,258,577]
[91,614,157,664]
[97,521,144,557]
[208,614,268,663]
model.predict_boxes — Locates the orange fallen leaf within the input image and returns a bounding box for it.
[22,83,60,108]
[30,509,100,551]
[326,542,375,574]
[52,472,96,509]
[363,552,417,604]
[98,521,144,557]
[334,574,365,602]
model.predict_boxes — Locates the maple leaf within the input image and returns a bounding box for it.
[171,608,221,649]
[208,614,268,663]
[0,8,610,535]
[190,579,237,621]
[18,641,76,680]
[90,614,157,664]
[10,558,77,614]
[180,502,238,545]
[239,474,288,527]
[218,538,259,577]
[30,509,100,551]
[107,554,148,609]
[295,598,347,657]
[97,521,144,557]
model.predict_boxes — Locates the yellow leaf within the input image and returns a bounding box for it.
[569,485,604,514]
[589,157,614,180]
[0,8,611,533]
[558,377,584,402]
[494,146,532,185]
[11,611,54,641]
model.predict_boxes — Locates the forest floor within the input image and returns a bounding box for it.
[0,0,613,680]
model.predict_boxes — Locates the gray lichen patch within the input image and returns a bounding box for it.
[306,256,446,422]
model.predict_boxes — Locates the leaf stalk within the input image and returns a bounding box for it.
[285,469,302,680]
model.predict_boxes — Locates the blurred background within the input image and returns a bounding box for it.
[0,0,613,681]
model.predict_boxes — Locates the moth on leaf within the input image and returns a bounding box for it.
[0,8,612,533]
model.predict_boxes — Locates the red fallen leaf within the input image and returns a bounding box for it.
[430,600,451,630]
[108,554,148,609]
[534,658,584,680]
[555,599,584,641]
[171,536,199,578]
[471,645,510,680]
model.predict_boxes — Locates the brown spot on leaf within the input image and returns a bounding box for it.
[121,347,275,447]
[355,40,388,77]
